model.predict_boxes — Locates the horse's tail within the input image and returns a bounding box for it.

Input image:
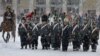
[12,30,16,38]
[11,24,16,42]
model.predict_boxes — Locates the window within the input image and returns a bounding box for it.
[50,0,62,5]
[67,0,80,13]
[6,0,12,4]
[36,7,46,15]
[36,0,46,5]
[24,9,29,13]
[18,0,20,4]
[67,0,79,5]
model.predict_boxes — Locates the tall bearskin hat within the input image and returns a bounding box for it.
[42,14,48,22]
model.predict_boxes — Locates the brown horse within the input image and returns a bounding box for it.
[1,11,16,43]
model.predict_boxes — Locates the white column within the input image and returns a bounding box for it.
[79,0,83,15]
[29,0,34,12]
[96,0,100,15]
[62,0,67,13]
[46,0,50,14]
[12,0,17,25]
[12,0,18,15]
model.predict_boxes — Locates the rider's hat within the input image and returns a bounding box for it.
[6,5,11,11]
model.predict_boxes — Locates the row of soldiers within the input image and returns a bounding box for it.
[18,14,99,52]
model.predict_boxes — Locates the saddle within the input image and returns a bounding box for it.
[1,20,13,32]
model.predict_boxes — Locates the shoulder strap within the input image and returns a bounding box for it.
[41,24,48,30]
[53,23,58,30]
[32,24,38,31]
[72,24,78,34]
[62,25,68,31]
[92,27,97,34]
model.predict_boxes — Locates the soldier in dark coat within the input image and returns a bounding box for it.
[91,27,99,52]
[52,22,62,50]
[31,23,39,49]
[50,22,55,48]
[40,22,51,50]
[26,22,33,49]
[72,23,81,51]
[82,24,92,51]
[40,15,51,49]
[62,21,71,51]
[18,18,27,49]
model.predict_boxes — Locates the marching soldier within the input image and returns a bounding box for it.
[40,22,51,50]
[31,23,39,49]
[91,25,99,52]
[18,17,27,49]
[82,24,92,51]
[72,22,81,51]
[52,21,62,50]
[40,15,51,50]
[26,21,33,49]
[62,21,71,51]
[50,22,55,48]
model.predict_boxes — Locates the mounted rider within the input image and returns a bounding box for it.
[2,6,15,32]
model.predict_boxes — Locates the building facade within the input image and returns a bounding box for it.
[0,0,99,16]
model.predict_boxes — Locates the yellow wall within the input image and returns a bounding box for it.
[83,0,97,13]
[19,0,29,9]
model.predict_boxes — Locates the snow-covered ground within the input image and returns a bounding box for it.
[0,17,100,56]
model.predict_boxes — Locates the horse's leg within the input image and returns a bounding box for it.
[6,32,10,43]
[2,31,7,43]
[13,31,15,42]
[13,35,15,42]
[11,30,16,42]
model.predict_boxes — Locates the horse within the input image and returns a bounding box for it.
[1,11,16,43]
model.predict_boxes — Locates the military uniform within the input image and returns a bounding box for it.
[40,23,51,49]
[91,27,99,52]
[82,25,91,51]
[32,24,39,49]
[52,23,62,50]
[26,22,33,49]
[72,24,81,51]
[62,25,70,51]
[18,23,27,49]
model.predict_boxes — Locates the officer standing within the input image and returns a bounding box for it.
[91,24,99,52]
[72,22,81,51]
[32,23,39,49]
[18,17,27,49]
[82,24,91,51]
[62,20,70,51]
[40,14,51,50]
[52,21,62,50]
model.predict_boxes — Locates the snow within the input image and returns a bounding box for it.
[0,17,100,56]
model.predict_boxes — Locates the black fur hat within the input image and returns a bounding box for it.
[42,14,48,22]
[21,17,26,22]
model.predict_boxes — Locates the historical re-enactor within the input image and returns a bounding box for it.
[2,6,15,32]
[91,27,99,52]
[62,21,70,51]
[18,18,27,49]
[82,25,92,51]
[31,23,39,49]
[72,22,81,51]
[52,22,62,50]
[40,14,51,49]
